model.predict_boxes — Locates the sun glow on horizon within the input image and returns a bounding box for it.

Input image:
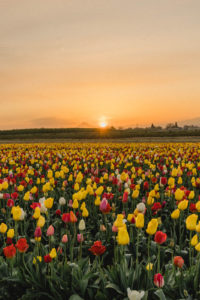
[99,121,107,128]
[99,116,108,128]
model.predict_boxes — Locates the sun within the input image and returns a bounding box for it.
[99,121,108,128]
[99,116,108,128]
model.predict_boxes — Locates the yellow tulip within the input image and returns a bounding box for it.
[147,196,154,206]
[7,229,14,238]
[186,214,198,231]
[195,243,200,252]
[31,186,37,194]
[146,263,153,271]
[96,186,104,196]
[175,189,184,201]
[23,191,30,201]
[171,208,180,219]
[17,185,24,192]
[0,223,7,234]
[49,248,57,259]
[132,189,139,199]
[178,200,188,211]
[196,201,200,212]
[11,206,22,221]
[127,214,134,222]
[95,196,101,206]
[37,216,46,228]
[82,208,89,217]
[188,191,195,200]
[72,199,79,209]
[114,214,124,228]
[135,213,144,228]
[146,219,158,235]
[2,181,9,190]
[117,227,130,245]
[44,198,54,209]
[177,177,183,185]
[196,221,200,233]
[191,234,198,246]
[33,207,41,219]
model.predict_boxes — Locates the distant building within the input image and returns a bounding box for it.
[183,125,200,130]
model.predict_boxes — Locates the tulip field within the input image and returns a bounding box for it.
[1,143,200,300]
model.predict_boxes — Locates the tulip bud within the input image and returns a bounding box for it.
[100,224,106,231]
[34,227,42,238]
[154,273,164,288]
[112,225,118,232]
[59,197,66,206]
[79,219,86,231]
[46,225,54,236]
[174,256,184,268]
[62,234,68,243]
[77,233,84,243]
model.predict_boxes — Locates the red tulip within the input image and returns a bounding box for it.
[62,213,70,223]
[154,273,164,288]
[154,231,167,244]
[3,244,16,259]
[89,241,106,256]
[44,254,52,263]
[15,238,29,253]
[174,256,184,268]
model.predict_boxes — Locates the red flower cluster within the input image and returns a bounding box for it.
[62,211,77,223]
[44,254,52,263]
[3,244,16,259]
[30,202,41,210]
[100,199,112,214]
[151,202,162,215]
[15,238,29,253]
[143,181,149,190]
[190,203,197,213]
[160,177,167,185]
[89,241,106,256]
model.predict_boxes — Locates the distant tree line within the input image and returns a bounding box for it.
[0,123,200,140]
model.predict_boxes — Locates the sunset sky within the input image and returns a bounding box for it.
[1,0,200,129]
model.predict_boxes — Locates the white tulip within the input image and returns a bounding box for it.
[59,197,66,206]
[127,288,145,300]
[20,208,26,220]
[136,203,146,213]
[79,219,86,231]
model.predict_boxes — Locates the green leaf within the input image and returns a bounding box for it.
[154,289,167,300]
[106,283,124,295]
[69,295,84,300]
[95,290,108,300]
[143,291,149,300]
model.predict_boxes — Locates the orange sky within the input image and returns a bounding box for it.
[1,0,200,129]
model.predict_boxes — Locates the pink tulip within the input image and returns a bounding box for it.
[68,200,73,207]
[77,233,84,243]
[62,234,68,243]
[112,225,118,232]
[100,198,107,211]
[47,225,54,236]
